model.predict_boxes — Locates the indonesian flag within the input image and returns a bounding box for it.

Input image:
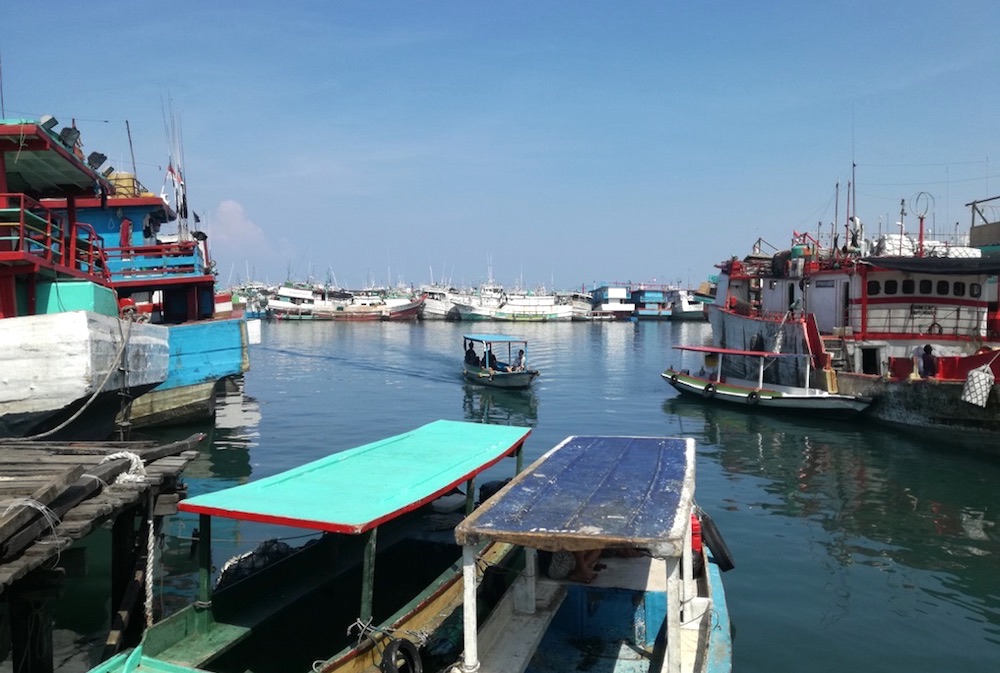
[167,163,184,187]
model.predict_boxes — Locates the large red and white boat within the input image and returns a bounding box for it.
[705,197,1000,436]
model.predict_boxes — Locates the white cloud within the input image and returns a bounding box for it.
[203,199,294,284]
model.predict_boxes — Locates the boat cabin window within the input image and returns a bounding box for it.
[867,280,880,296]
[884,279,898,295]
[953,281,966,297]
[919,279,932,294]
[937,280,949,295]
[902,279,915,295]
[971,283,982,298]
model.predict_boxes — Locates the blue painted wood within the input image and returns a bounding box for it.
[456,435,694,556]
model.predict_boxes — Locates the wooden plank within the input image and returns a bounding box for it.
[0,465,83,547]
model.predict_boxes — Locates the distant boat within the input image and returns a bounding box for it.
[663,345,871,416]
[0,117,170,439]
[665,287,707,321]
[418,283,463,320]
[313,289,425,321]
[87,420,533,673]
[590,283,635,320]
[453,433,734,673]
[556,289,595,321]
[630,283,673,320]
[463,334,539,389]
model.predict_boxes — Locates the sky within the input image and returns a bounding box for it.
[2,1,999,291]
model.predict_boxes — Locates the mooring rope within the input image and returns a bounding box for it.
[99,451,146,483]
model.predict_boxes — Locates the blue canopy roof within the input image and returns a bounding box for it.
[455,435,695,558]
[179,420,532,534]
[463,334,528,343]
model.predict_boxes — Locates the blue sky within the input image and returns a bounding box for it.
[2,1,998,291]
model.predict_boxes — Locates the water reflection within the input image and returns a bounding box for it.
[462,383,538,427]
[662,396,1000,645]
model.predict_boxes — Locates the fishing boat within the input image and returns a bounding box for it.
[706,200,1000,435]
[630,283,673,320]
[419,283,463,320]
[452,282,573,322]
[666,287,707,321]
[88,420,532,673]
[313,289,425,321]
[268,284,424,321]
[590,282,635,320]
[663,345,871,417]
[556,288,595,321]
[453,433,734,673]
[45,140,250,429]
[0,117,170,440]
[462,334,539,389]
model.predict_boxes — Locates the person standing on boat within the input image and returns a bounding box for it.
[921,344,938,378]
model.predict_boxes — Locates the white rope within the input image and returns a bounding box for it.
[99,451,146,483]
[2,498,61,532]
[2,498,62,561]
[145,511,155,626]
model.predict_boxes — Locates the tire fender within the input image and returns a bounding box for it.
[380,638,423,673]
[699,509,735,572]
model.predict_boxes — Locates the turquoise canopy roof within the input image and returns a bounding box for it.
[178,420,531,534]
[462,334,527,343]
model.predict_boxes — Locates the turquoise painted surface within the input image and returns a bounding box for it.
[180,420,529,532]
[32,279,119,315]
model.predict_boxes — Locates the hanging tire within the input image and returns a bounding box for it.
[703,383,716,399]
[380,638,423,673]
[699,510,734,572]
[747,390,760,405]
[670,373,679,384]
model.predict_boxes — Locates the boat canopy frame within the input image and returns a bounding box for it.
[454,435,698,673]
[673,343,815,392]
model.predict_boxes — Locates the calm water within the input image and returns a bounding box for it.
[34,320,1000,672]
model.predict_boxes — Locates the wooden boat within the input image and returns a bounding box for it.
[663,345,871,416]
[0,117,170,440]
[88,420,532,673]
[453,434,734,673]
[462,334,539,389]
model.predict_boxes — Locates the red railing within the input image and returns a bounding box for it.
[0,192,111,283]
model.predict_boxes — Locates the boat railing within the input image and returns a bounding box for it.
[103,240,207,282]
[0,193,112,282]
[0,192,63,262]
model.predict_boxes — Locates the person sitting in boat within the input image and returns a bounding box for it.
[483,350,498,370]
[547,549,603,583]
[465,342,480,366]
[507,349,526,372]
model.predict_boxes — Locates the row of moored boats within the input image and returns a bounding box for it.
[235,279,711,322]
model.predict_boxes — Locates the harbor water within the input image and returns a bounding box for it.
[27,320,1000,672]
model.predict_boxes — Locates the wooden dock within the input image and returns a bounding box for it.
[0,432,204,673]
